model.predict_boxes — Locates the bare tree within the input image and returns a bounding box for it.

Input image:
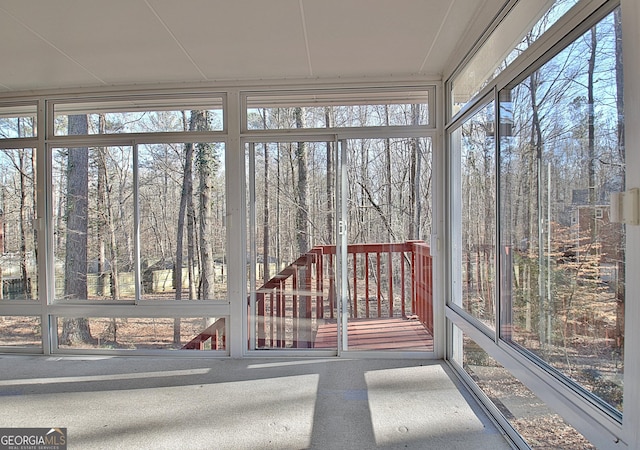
[294,107,309,254]
[325,107,334,243]
[61,115,93,345]
[195,111,217,301]
[613,8,624,351]
[294,107,310,346]
[173,113,194,343]
[262,143,270,284]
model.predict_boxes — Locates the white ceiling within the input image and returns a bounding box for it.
[0,0,504,94]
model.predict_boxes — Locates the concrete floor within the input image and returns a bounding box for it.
[0,355,513,449]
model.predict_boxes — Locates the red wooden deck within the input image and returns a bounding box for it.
[313,317,433,351]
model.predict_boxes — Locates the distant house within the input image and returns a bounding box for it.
[570,189,624,282]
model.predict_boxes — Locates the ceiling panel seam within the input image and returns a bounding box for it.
[144,0,209,81]
[0,5,107,87]
[299,0,314,77]
[419,0,457,74]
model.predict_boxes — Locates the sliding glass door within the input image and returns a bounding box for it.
[246,139,338,351]
[247,135,434,354]
[341,137,434,352]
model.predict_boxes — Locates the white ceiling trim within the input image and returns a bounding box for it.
[298,0,314,77]
[143,0,209,82]
[0,4,107,88]
[420,0,457,73]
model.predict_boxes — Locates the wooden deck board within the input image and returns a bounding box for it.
[313,317,433,351]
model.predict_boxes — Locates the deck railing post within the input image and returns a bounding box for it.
[305,254,313,348]
[401,249,406,317]
[277,281,284,347]
[411,247,417,318]
[257,292,265,348]
[376,252,382,317]
[269,292,274,347]
[293,267,298,348]
[388,250,393,317]
[329,253,335,319]
[353,252,358,318]
[316,250,324,319]
[365,252,370,318]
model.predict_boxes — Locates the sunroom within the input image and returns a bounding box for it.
[0,0,638,448]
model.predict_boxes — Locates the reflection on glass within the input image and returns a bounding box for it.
[0,148,37,301]
[57,317,226,351]
[454,103,496,329]
[451,0,579,115]
[0,316,41,347]
[458,328,595,449]
[499,9,624,412]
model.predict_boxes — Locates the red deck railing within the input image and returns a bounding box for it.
[182,318,226,350]
[253,240,433,349]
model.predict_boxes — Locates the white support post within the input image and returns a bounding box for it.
[226,89,245,358]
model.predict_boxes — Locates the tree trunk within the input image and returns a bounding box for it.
[295,108,309,254]
[325,107,334,243]
[294,107,310,346]
[174,112,195,343]
[61,115,93,345]
[97,115,108,298]
[194,111,216,303]
[18,147,30,298]
[187,188,196,300]
[384,106,393,242]
[276,148,282,271]
[613,9,625,351]
[587,26,597,243]
[412,104,422,240]
[262,143,270,284]
[530,71,546,347]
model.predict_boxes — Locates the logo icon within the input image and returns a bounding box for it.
[0,427,67,450]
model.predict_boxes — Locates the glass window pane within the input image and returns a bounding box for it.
[0,104,37,138]
[455,326,596,449]
[53,141,135,301]
[247,91,429,130]
[499,9,624,412]
[56,317,226,351]
[453,103,496,329]
[1,148,38,301]
[0,316,41,347]
[451,0,579,116]
[139,141,226,301]
[246,141,336,349]
[54,98,223,135]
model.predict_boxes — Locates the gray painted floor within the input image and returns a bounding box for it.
[0,356,512,449]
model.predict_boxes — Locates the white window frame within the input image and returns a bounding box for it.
[444,0,638,447]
